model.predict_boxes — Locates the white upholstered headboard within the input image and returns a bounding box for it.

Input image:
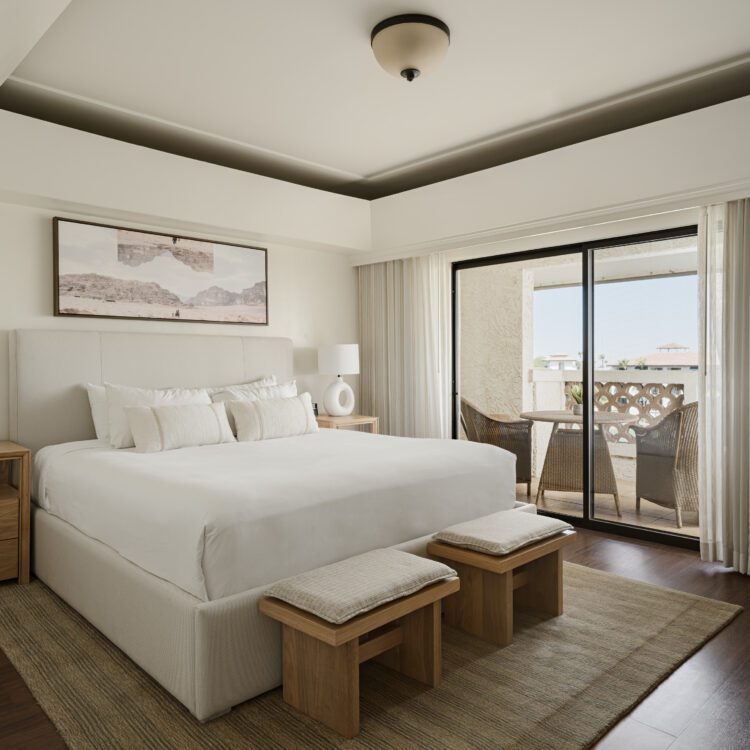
[9,329,293,453]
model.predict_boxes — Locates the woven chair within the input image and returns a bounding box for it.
[633,401,698,528]
[536,428,621,516]
[460,398,533,497]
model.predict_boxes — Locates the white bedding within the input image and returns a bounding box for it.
[34,430,516,601]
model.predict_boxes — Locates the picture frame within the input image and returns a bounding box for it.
[53,217,268,325]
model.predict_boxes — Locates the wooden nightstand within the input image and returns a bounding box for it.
[316,415,379,434]
[0,441,30,585]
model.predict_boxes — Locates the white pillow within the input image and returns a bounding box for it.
[204,375,276,395]
[126,403,235,453]
[87,376,272,443]
[231,393,318,442]
[85,384,109,441]
[212,380,297,433]
[105,383,212,449]
[211,380,296,403]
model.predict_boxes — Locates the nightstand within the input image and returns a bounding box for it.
[0,441,30,584]
[316,415,379,434]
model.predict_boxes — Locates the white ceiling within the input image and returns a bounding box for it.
[6,0,750,195]
[0,0,70,82]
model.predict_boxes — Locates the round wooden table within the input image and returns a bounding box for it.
[519,410,639,428]
[519,410,638,515]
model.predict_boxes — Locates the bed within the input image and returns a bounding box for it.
[11,329,521,720]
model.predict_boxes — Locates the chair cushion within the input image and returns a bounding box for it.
[264,549,457,625]
[434,511,572,556]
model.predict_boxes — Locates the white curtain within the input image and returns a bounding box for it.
[698,199,750,574]
[358,253,451,438]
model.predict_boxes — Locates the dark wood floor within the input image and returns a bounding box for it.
[0,638,65,749]
[572,530,750,750]
[0,529,748,750]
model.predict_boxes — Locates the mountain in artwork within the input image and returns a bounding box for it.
[186,281,266,306]
[59,274,266,308]
[59,273,183,305]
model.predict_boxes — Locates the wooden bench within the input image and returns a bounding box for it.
[260,576,459,738]
[427,530,575,646]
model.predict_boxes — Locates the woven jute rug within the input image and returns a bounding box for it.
[0,563,740,750]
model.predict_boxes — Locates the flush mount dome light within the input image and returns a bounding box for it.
[371,14,450,82]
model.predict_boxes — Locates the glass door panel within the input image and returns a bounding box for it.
[456,253,583,518]
[591,235,699,537]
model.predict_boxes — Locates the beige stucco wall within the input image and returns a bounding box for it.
[457,263,534,418]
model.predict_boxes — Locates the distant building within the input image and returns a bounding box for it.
[621,343,698,371]
[542,353,579,370]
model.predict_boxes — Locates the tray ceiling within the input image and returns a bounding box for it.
[3,0,750,198]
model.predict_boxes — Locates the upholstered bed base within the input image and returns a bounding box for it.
[33,506,278,720]
[32,502,535,720]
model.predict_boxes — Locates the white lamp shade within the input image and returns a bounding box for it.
[371,17,450,80]
[318,344,360,375]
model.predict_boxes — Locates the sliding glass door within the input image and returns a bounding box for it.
[452,226,699,547]
[591,236,700,538]
[455,249,584,516]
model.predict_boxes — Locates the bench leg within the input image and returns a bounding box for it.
[281,625,360,738]
[376,601,442,686]
[514,550,563,617]
[442,561,513,647]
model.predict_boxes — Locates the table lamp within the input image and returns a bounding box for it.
[318,344,359,416]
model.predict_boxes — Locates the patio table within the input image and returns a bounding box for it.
[519,410,638,517]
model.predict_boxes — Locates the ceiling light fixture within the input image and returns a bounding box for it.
[371,14,450,82]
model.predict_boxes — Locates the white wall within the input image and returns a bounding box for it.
[0,201,358,440]
[0,111,368,441]
[4,88,750,443]
[0,110,371,254]
[367,95,750,262]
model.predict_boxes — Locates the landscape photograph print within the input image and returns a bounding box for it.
[54,218,267,324]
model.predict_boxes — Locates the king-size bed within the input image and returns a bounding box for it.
[11,329,522,720]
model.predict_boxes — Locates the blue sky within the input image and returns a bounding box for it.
[534,275,699,361]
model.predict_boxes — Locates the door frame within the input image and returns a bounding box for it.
[451,225,699,549]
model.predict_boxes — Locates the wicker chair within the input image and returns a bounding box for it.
[460,398,533,497]
[536,428,621,516]
[633,401,698,528]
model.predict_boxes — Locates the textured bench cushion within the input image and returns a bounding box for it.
[264,549,457,625]
[434,511,573,556]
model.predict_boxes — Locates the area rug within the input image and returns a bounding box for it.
[0,563,740,750]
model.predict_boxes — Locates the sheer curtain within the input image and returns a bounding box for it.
[698,199,750,574]
[358,253,451,438]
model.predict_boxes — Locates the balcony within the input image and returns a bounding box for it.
[457,235,700,538]
[524,369,699,536]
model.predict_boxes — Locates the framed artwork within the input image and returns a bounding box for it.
[53,217,268,324]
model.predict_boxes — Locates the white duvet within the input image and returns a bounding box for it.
[34,430,516,601]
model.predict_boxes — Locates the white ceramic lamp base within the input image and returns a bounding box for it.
[323,376,355,416]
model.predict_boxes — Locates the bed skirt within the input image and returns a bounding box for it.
[32,502,535,720]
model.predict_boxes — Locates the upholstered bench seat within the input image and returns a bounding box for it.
[263,547,456,624]
[260,549,459,738]
[434,511,572,555]
[428,511,575,647]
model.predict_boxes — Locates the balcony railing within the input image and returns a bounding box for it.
[563,380,686,443]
